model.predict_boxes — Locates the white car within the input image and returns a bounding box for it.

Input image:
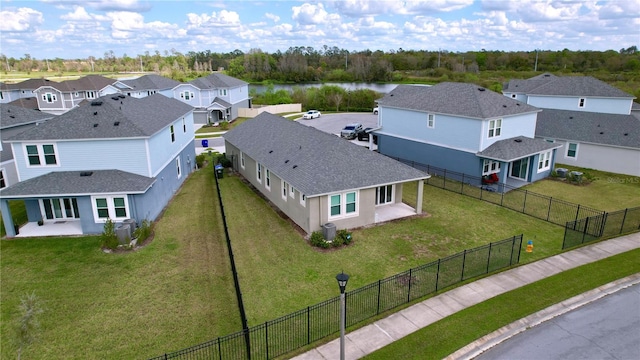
[373,106,379,114]
[303,110,321,119]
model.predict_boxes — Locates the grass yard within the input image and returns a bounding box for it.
[0,167,240,359]
[0,200,27,237]
[522,165,640,212]
[364,248,640,360]
[218,173,563,327]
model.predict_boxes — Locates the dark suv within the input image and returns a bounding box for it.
[340,123,364,139]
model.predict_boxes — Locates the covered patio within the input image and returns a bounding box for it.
[15,220,83,238]
[375,202,419,223]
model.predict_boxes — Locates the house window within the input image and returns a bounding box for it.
[537,151,551,172]
[567,143,578,158]
[329,191,358,219]
[257,163,262,183]
[0,169,6,189]
[290,185,295,199]
[170,125,175,143]
[265,169,271,190]
[182,118,186,133]
[176,157,182,178]
[482,159,501,175]
[86,91,96,99]
[92,196,129,221]
[41,198,79,220]
[42,93,57,103]
[300,194,306,207]
[578,98,585,108]
[282,181,288,200]
[376,185,394,205]
[181,91,195,100]
[221,89,228,96]
[488,119,502,138]
[25,144,58,167]
[240,152,245,169]
[427,113,435,128]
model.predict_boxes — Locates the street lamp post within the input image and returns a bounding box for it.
[336,272,350,360]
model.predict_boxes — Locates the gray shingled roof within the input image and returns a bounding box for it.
[536,109,640,148]
[209,97,231,108]
[0,170,155,198]
[6,97,39,110]
[477,136,562,162]
[503,73,557,93]
[189,73,248,89]
[39,75,116,92]
[1,78,56,91]
[5,93,193,141]
[120,74,181,91]
[223,113,430,197]
[1,104,54,129]
[377,83,540,119]
[506,75,633,98]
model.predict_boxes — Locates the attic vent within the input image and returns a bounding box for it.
[478,88,485,91]
[91,100,102,106]
[118,94,125,98]
[514,139,522,143]
[114,121,120,126]
[111,96,120,100]
[80,171,93,177]
[93,123,98,127]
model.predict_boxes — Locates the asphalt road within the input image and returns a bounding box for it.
[297,112,379,136]
[474,283,640,360]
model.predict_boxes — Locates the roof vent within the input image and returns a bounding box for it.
[285,160,289,163]
[269,150,273,153]
[9,115,15,118]
[478,88,485,91]
[114,121,120,126]
[516,103,520,106]
[514,139,522,143]
[599,132,604,134]
[293,165,298,169]
[93,111,98,115]
[502,105,507,108]
[624,133,629,136]
[118,94,125,98]
[80,171,93,177]
[597,124,600,127]
[93,123,98,127]
[111,96,120,100]
[91,100,102,106]
[569,116,573,119]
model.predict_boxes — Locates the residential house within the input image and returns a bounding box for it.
[503,74,639,176]
[172,72,250,125]
[115,74,181,99]
[223,112,430,234]
[32,75,120,115]
[1,104,55,190]
[0,94,195,237]
[374,83,561,189]
[1,78,54,104]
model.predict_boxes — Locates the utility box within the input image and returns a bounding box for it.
[322,223,336,241]
[123,219,137,237]
[116,224,131,244]
[556,168,568,178]
[215,164,224,179]
[571,171,584,182]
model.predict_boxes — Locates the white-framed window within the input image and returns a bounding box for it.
[24,144,58,167]
[220,89,228,96]
[170,125,175,143]
[0,168,6,189]
[578,98,585,108]
[176,157,182,178]
[289,185,295,199]
[537,151,551,172]
[91,195,129,222]
[42,93,57,103]
[240,152,245,169]
[488,119,502,138]
[256,163,262,183]
[328,191,358,219]
[427,113,435,128]
[181,91,195,100]
[300,193,306,207]
[86,91,96,99]
[281,180,288,200]
[482,159,501,175]
[265,169,271,190]
[40,198,80,220]
[567,143,578,159]
[375,185,394,205]
[182,117,186,133]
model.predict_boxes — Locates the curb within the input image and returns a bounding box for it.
[445,273,640,360]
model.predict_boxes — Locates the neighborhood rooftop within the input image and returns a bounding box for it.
[0,103,54,129]
[377,83,540,119]
[189,72,248,89]
[5,93,194,141]
[477,135,562,162]
[35,74,117,92]
[223,112,430,197]
[119,74,181,91]
[504,74,634,98]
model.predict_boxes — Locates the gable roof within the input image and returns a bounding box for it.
[504,75,633,98]
[223,113,430,197]
[7,97,39,110]
[377,83,540,119]
[119,74,181,91]
[0,170,155,198]
[1,78,56,91]
[0,103,54,129]
[37,75,117,93]
[477,136,562,162]
[536,109,640,149]
[5,93,193,142]
[189,72,247,90]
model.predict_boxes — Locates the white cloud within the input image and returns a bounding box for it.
[598,0,640,19]
[0,7,44,32]
[61,7,93,21]
[265,13,280,22]
[292,3,331,25]
[186,10,241,28]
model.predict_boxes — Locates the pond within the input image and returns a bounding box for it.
[249,82,400,94]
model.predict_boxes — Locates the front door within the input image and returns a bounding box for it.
[40,198,80,221]
[510,158,529,180]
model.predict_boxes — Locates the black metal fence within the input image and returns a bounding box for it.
[392,159,605,227]
[563,207,640,249]
[151,235,523,360]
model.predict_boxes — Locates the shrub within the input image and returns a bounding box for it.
[219,121,230,130]
[337,229,353,245]
[331,235,344,247]
[216,153,232,168]
[195,154,206,168]
[101,219,118,250]
[133,219,152,243]
[310,231,329,249]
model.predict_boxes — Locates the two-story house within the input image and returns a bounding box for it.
[1,104,56,190]
[1,78,54,104]
[374,83,561,189]
[0,94,195,237]
[32,75,120,115]
[503,74,639,176]
[172,72,250,125]
[224,113,430,234]
[115,74,181,99]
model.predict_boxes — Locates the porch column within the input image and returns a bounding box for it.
[0,199,16,237]
[415,180,424,214]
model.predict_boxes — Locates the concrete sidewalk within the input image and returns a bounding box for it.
[292,233,640,360]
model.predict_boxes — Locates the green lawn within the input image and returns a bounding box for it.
[0,200,27,237]
[0,168,240,359]
[364,248,640,360]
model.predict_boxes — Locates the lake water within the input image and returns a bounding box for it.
[249,82,400,94]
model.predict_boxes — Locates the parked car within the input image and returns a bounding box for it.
[303,110,321,119]
[341,123,364,139]
[373,107,379,114]
[357,127,377,144]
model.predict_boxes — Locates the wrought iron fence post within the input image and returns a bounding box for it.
[376,280,381,315]
[575,204,581,222]
[547,197,552,221]
[516,235,522,264]
[523,190,527,213]
[582,216,590,244]
[435,259,441,291]
[500,189,504,206]
[461,249,467,281]
[599,212,608,237]
[486,242,493,273]
[265,321,269,360]
[620,208,628,234]
[407,268,413,303]
[307,306,311,345]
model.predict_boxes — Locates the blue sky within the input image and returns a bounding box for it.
[1,0,639,60]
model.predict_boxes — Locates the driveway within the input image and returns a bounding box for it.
[298,112,379,148]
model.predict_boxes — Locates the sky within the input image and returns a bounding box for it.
[0,0,639,60]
